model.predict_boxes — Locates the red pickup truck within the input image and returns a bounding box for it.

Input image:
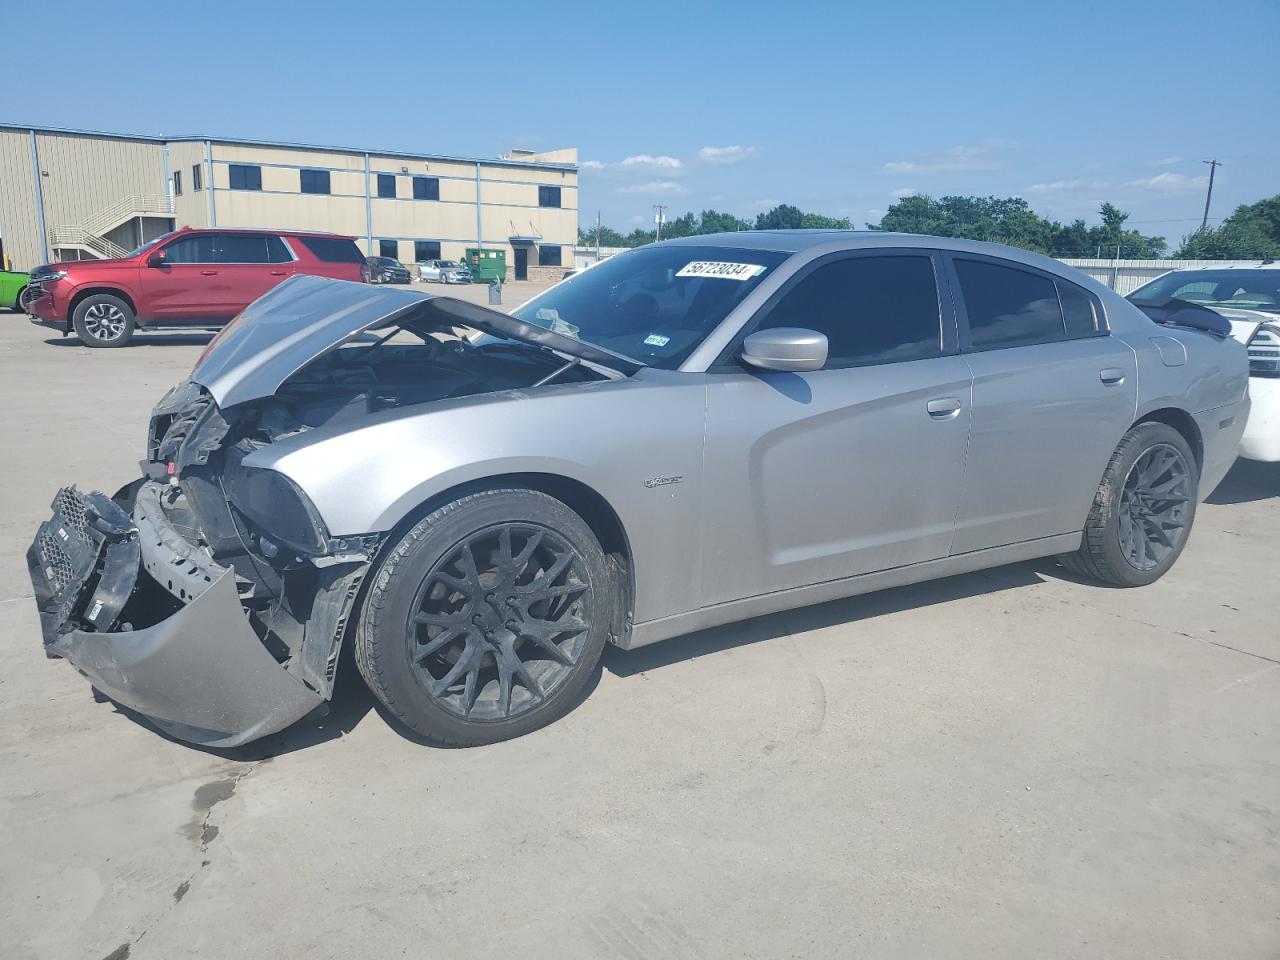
[26,227,368,347]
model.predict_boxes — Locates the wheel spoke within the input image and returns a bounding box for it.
[415,626,466,659]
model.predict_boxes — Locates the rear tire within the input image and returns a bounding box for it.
[356,488,613,746]
[12,286,27,312]
[71,294,135,347]
[1060,422,1198,587]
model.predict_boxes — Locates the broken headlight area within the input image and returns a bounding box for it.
[27,482,378,747]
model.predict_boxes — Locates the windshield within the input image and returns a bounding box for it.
[1129,269,1280,314]
[511,244,789,368]
[125,234,173,258]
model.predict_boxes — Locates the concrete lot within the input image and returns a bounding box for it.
[1,287,1277,960]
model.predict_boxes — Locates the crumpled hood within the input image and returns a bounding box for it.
[191,275,641,408]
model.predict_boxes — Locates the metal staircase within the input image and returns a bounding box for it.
[49,194,173,260]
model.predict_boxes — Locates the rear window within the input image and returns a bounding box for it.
[955,258,1064,349]
[216,233,292,264]
[296,236,364,263]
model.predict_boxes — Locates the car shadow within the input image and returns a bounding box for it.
[107,561,1043,756]
[604,561,1046,677]
[1205,458,1278,505]
[42,332,215,348]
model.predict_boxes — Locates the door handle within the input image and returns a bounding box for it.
[1100,367,1125,385]
[926,397,962,420]
[269,270,287,276]
[200,269,218,276]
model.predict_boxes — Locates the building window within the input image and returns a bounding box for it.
[229,164,262,191]
[538,185,561,208]
[414,240,441,262]
[192,163,202,191]
[377,173,396,199]
[537,245,562,267]
[300,169,331,195]
[378,239,399,260]
[172,170,183,196]
[413,176,440,201]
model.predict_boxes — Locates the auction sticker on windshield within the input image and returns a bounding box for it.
[675,261,768,281]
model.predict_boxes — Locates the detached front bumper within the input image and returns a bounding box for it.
[27,484,324,747]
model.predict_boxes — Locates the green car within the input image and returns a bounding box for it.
[1,269,30,312]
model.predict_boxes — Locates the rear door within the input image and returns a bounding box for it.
[701,250,973,604]
[137,232,221,322]
[944,254,1137,553]
[211,233,295,317]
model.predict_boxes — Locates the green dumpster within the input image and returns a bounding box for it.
[465,248,506,284]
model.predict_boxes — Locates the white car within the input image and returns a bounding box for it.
[418,259,473,284]
[1129,264,1280,462]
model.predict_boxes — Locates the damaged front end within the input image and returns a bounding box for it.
[28,477,371,747]
[29,276,635,747]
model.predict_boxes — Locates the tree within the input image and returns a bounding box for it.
[1174,195,1280,259]
[869,196,1166,258]
[754,204,851,231]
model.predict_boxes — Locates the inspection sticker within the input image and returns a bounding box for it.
[675,261,767,281]
[643,333,671,347]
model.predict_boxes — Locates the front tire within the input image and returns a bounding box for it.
[71,294,135,347]
[1061,422,1198,587]
[356,488,613,746]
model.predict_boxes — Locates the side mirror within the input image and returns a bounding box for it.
[741,328,828,372]
[146,251,166,268]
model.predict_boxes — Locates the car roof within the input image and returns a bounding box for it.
[1166,262,1279,272]
[656,229,1088,278]
[172,226,354,240]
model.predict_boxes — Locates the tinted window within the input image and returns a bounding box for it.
[300,169,330,195]
[413,176,439,201]
[756,255,943,367]
[172,170,183,196]
[162,234,216,263]
[538,185,561,208]
[228,164,262,191]
[415,240,441,262]
[955,258,1064,349]
[192,163,202,191]
[377,173,396,198]
[378,239,399,260]
[1058,281,1101,337]
[296,236,363,263]
[538,245,562,267]
[215,234,291,263]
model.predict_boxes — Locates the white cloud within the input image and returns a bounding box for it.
[1150,156,1182,166]
[1026,179,1086,193]
[618,180,687,196]
[580,159,607,170]
[883,139,1008,174]
[891,187,917,198]
[698,145,757,164]
[619,154,683,171]
[1124,171,1209,193]
[867,209,886,220]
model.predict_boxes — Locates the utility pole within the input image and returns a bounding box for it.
[654,204,668,242]
[595,209,601,262]
[1200,159,1221,231]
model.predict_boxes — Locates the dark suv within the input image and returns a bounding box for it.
[27,227,367,347]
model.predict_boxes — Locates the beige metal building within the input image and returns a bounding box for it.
[0,124,578,281]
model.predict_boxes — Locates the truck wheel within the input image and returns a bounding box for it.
[72,294,135,347]
[356,488,612,746]
[1060,422,1198,587]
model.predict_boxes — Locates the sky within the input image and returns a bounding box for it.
[7,0,1277,249]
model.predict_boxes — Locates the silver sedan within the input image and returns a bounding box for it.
[28,232,1250,747]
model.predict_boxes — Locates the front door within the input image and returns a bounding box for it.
[701,251,973,605]
[514,247,528,281]
[136,232,223,322]
[943,254,1138,553]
